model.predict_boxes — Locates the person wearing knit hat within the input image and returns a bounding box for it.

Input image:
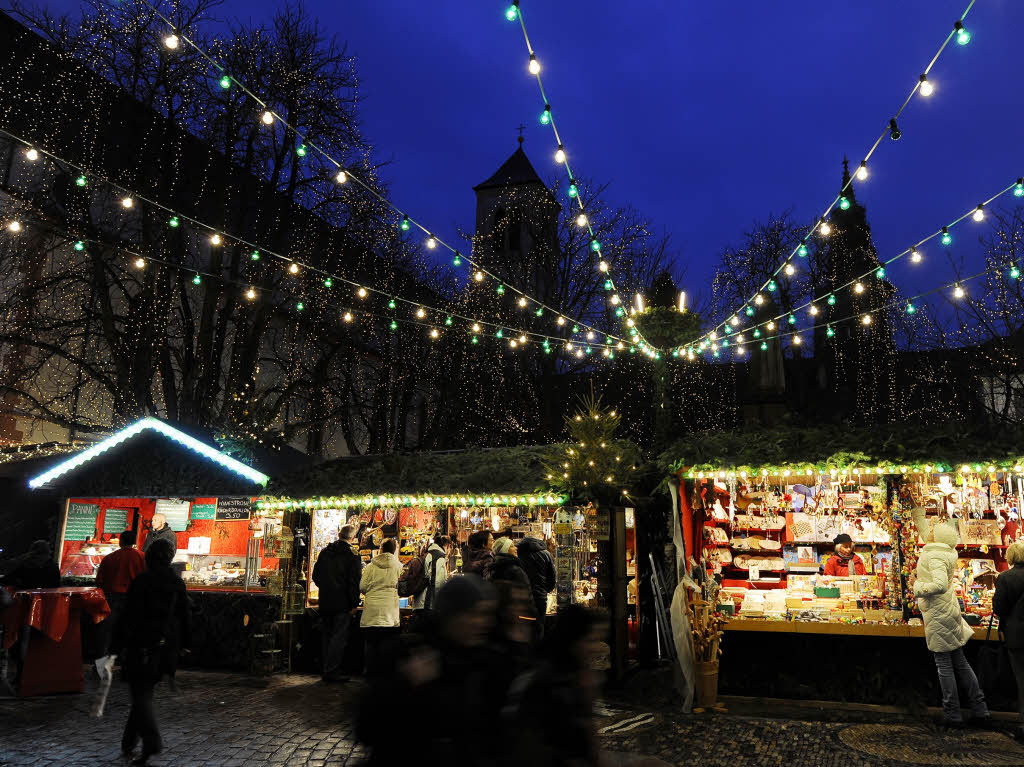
[823,533,866,576]
[486,538,531,588]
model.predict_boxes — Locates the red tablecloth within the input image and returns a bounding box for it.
[2,587,109,696]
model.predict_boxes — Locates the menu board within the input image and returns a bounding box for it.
[215,497,252,521]
[190,502,217,521]
[103,507,130,534]
[155,499,191,531]
[65,502,100,541]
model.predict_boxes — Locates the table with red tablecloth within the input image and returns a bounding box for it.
[2,586,109,696]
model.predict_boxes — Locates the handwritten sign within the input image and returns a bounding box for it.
[215,497,252,521]
[65,503,100,541]
[103,507,130,534]
[958,519,1001,546]
[155,499,191,531]
[190,502,217,521]
[588,509,610,541]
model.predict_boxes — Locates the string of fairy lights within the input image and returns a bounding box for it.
[684,0,979,350]
[140,0,626,350]
[0,127,631,358]
[503,0,656,350]
[696,244,1024,360]
[679,176,1024,359]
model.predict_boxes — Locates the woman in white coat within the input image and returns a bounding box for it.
[911,512,990,727]
[360,538,402,677]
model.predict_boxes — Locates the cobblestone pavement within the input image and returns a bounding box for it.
[2,671,1024,766]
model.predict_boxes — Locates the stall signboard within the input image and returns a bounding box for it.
[215,497,252,521]
[103,507,130,534]
[958,519,1002,546]
[65,502,100,541]
[190,502,217,521]
[155,499,191,531]
[587,509,611,541]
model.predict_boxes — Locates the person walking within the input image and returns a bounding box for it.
[141,514,177,555]
[96,530,146,655]
[463,530,494,577]
[993,541,1024,741]
[912,516,990,728]
[312,524,362,683]
[516,535,557,639]
[112,540,190,766]
[411,535,450,612]
[360,539,402,677]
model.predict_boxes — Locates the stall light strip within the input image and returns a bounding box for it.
[684,463,1024,479]
[28,417,269,488]
[256,493,566,511]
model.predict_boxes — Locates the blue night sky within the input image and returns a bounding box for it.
[49,0,1024,314]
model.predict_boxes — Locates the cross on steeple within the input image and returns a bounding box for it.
[517,123,527,146]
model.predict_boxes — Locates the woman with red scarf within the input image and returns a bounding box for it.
[824,533,866,576]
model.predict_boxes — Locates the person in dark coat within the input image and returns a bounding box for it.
[487,538,531,588]
[312,524,362,682]
[112,539,190,766]
[142,513,178,556]
[994,542,1024,741]
[96,530,146,657]
[516,536,557,638]
[1,540,60,589]
[462,530,495,577]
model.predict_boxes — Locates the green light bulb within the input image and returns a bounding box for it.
[296,302,305,311]
[585,346,592,354]
[505,4,518,21]
[604,280,612,290]
[745,306,755,317]
[753,329,761,338]
[540,105,551,125]
[324,278,332,288]
[535,308,543,317]
[839,196,850,211]
[906,302,916,314]
[445,316,453,326]
[591,239,601,252]
[572,325,579,333]
[767,280,777,292]
[471,336,478,344]
[497,285,505,295]
[1015,179,1024,198]
[567,183,578,198]
[496,329,503,338]
[826,325,835,338]
[75,175,87,187]
[388,299,396,309]
[955,22,970,46]
[219,75,231,90]
[615,307,624,317]
[876,267,885,279]
[721,340,729,348]
[452,254,461,267]
[74,241,85,251]
[192,274,202,285]
[168,216,180,228]
[787,314,796,325]
[827,294,836,306]
[760,342,768,351]
[400,215,410,231]
[941,227,952,246]
[1012,266,1021,280]
[390,320,398,331]
[296,145,307,157]
[797,242,808,257]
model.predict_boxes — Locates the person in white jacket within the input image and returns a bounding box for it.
[412,535,450,611]
[911,512,990,727]
[360,539,402,677]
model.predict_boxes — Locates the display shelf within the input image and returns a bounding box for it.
[724,618,998,640]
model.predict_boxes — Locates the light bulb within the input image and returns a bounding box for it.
[798,241,808,257]
[430,328,439,339]
[219,75,231,90]
[828,294,836,306]
[576,213,588,227]
[906,302,916,314]
[1015,179,1024,198]
[793,336,802,345]
[75,176,87,187]
[416,307,426,319]
[555,145,566,164]
[246,287,256,300]
[875,267,885,279]
[519,334,527,343]
[25,147,38,161]
[210,233,222,246]
[509,339,518,348]
[323,277,333,288]
[730,315,740,326]
[954,21,970,46]
[784,264,795,276]
[169,216,180,228]
[862,314,872,325]
[567,183,578,198]
[518,297,528,308]
[121,196,134,208]
[426,235,437,249]
[819,218,832,236]
[163,34,179,49]
[710,332,717,341]
[854,282,865,294]
[586,331,595,341]
[918,74,933,97]
[754,294,764,306]
[343,312,352,322]
[941,227,952,246]
[611,294,620,305]
[336,170,347,184]
[288,263,299,275]
[1012,266,1022,280]
[474,270,484,282]
[767,321,776,331]
[74,240,85,251]
[540,104,551,125]
[7,220,22,233]
[911,247,922,263]
[826,325,835,338]
[973,205,985,223]
[809,305,819,316]
[528,54,540,75]
[839,196,850,211]
[505,3,518,21]
[134,257,145,269]
[357,287,367,298]
[598,260,608,272]
[192,274,202,285]
[261,110,274,125]
[400,215,410,231]
[856,161,868,181]
[472,323,481,332]
[954,284,965,299]
[735,334,744,343]
[557,316,565,326]
[296,302,304,311]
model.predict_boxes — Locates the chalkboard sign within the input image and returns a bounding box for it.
[65,503,99,541]
[155,499,191,531]
[190,502,217,521]
[103,507,130,534]
[215,497,252,521]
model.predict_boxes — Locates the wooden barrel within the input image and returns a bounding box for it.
[695,659,720,707]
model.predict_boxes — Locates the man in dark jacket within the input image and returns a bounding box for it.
[994,542,1024,740]
[142,513,178,555]
[516,536,557,639]
[112,539,190,765]
[312,524,362,682]
[1,540,60,589]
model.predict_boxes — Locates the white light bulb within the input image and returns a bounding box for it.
[793,336,802,345]
[416,308,426,318]
[919,75,933,97]
[626,319,634,327]
[617,342,624,350]
[426,236,437,249]
[566,342,574,351]
[246,287,256,300]
[767,321,776,331]
[709,332,717,341]
[474,270,484,282]
[163,34,179,50]
[336,170,347,184]
[754,294,764,306]
[7,220,22,232]
[954,285,965,299]
[973,205,985,223]
[576,213,588,227]
[261,111,274,125]
[510,339,518,348]
[809,306,819,316]
[357,287,367,298]
[519,334,527,343]
[819,220,832,236]
[343,312,353,322]
[210,233,222,245]
[528,54,540,75]
[556,316,565,326]
[730,315,740,326]
[862,314,872,325]
[586,331,595,341]
[911,248,922,263]
[288,263,299,275]
[121,196,134,208]
[785,264,795,276]
[430,328,439,339]
[856,162,868,181]
[736,334,744,343]
[555,146,566,164]
[134,257,145,269]
[576,350,584,358]
[25,147,38,161]
[854,282,865,294]
[610,294,620,305]
[518,297,528,308]
[598,261,608,272]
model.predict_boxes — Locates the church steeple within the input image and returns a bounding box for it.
[841,156,858,206]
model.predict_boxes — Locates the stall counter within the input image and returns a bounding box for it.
[724,617,998,640]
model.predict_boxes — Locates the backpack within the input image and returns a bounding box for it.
[397,555,427,598]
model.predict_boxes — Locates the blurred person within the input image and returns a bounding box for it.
[517,536,557,639]
[360,538,402,677]
[96,530,146,655]
[412,535,450,612]
[112,540,190,766]
[357,576,500,766]
[312,524,362,683]
[463,530,495,577]
[487,537,530,587]
[994,541,1024,742]
[1,539,59,589]
[141,514,176,555]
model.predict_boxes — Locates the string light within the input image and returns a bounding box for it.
[954,20,970,46]
[576,213,588,227]
[121,196,134,208]
[474,270,485,282]
[357,287,368,299]
[75,175,87,187]
[343,311,352,322]
[134,257,145,269]
[973,204,985,222]
[839,196,850,211]
[416,307,426,319]
[168,216,180,228]
[505,2,519,21]
[854,282,865,294]
[192,273,202,285]
[288,263,299,275]
[324,278,333,288]
[6,220,22,233]
[163,33,179,49]
[246,287,256,300]
[784,264,795,276]
[209,233,222,246]
[335,170,347,184]
[953,284,965,299]
[861,314,872,325]
[25,147,38,161]
[528,54,540,75]
[906,301,916,314]
[819,218,832,236]
[554,145,566,164]
[1015,179,1024,198]
[400,215,410,231]
[941,227,952,246]
[856,161,868,182]
[518,297,528,308]
[261,110,274,125]
[219,75,231,90]
[911,247,922,263]
[426,235,437,249]
[598,260,609,272]
[918,74,933,97]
